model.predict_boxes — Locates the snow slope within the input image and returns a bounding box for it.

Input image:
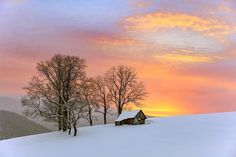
[0,112,236,157]
[0,111,50,140]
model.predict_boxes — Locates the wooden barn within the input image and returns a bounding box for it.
[115,110,147,126]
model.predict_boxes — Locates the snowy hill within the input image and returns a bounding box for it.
[0,112,236,157]
[0,96,57,131]
[0,111,50,140]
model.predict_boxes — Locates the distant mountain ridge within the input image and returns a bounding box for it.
[0,110,50,140]
[0,96,23,115]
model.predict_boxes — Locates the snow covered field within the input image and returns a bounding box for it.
[0,112,236,157]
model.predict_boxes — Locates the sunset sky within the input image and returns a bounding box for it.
[1,0,236,116]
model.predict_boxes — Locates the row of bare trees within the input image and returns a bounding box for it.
[22,54,148,136]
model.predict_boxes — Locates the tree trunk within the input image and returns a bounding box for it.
[68,122,71,135]
[103,114,107,125]
[58,117,62,131]
[89,118,93,126]
[58,105,63,131]
[118,107,122,116]
[89,108,93,126]
[73,123,77,136]
[104,107,107,125]
[68,112,71,135]
[62,107,68,132]
[117,101,123,116]
[68,125,71,135]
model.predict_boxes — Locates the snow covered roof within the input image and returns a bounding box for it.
[115,110,142,122]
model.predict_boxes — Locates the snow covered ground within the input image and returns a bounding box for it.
[0,111,236,157]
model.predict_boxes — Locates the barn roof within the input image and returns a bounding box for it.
[115,110,143,122]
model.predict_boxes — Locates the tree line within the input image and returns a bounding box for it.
[22,54,148,136]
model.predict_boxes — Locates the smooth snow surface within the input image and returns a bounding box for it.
[115,110,141,121]
[1,112,236,157]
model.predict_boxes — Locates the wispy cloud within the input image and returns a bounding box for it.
[124,12,236,42]
[154,54,220,63]
[94,11,234,63]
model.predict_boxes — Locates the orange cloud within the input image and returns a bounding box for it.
[154,54,221,63]
[124,12,236,42]
[95,35,139,46]
[93,12,234,64]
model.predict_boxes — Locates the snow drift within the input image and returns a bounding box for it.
[0,111,236,157]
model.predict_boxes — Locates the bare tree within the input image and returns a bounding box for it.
[66,98,87,136]
[93,75,112,124]
[79,78,97,126]
[22,54,86,132]
[105,65,148,115]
